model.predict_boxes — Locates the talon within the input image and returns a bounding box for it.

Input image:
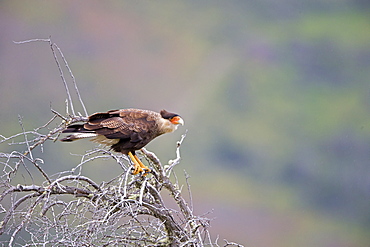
[141,168,151,176]
[128,151,151,176]
[131,165,141,175]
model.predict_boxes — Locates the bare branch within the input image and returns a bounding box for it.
[0,39,242,247]
[52,43,88,117]
[49,40,76,116]
[13,38,51,44]
[166,129,188,176]
[17,116,51,184]
[223,239,245,247]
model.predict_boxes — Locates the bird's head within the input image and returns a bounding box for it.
[160,110,184,131]
[169,115,184,126]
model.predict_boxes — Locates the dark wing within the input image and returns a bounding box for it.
[84,109,159,143]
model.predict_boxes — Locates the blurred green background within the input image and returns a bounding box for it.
[1,1,369,246]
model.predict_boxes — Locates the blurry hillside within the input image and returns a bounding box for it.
[1,1,369,246]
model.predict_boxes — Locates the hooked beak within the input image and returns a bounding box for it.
[171,116,184,125]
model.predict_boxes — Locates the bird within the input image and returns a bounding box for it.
[60,108,184,175]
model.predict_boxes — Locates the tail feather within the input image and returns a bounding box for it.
[60,124,98,142]
[60,133,99,142]
[62,124,87,133]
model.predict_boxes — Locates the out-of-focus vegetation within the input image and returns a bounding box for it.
[0,1,369,246]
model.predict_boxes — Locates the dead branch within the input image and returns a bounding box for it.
[0,38,243,247]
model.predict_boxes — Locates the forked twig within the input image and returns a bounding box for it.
[166,129,188,176]
[52,43,88,117]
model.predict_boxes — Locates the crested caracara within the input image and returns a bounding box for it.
[60,109,184,175]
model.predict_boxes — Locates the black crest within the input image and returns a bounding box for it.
[160,110,179,119]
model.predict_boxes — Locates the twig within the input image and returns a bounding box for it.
[18,115,33,160]
[0,192,41,235]
[48,40,75,116]
[121,167,132,199]
[165,130,188,176]
[223,239,245,247]
[13,38,50,44]
[18,115,51,184]
[141,148,164,181]
[53,43,88,117]
[9,194,45,247]
[49,175,101,192]
[184,170,194,212]
[138,178,147,205]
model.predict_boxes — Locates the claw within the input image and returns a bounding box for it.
[128,152,151,176]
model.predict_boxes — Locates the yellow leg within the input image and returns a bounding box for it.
[128,151,151,175]
[134,154,151,175]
